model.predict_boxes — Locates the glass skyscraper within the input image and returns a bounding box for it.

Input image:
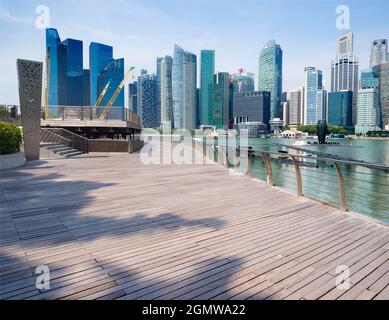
[200,50,215,126]
[83,70,90,106]
[327,91,353,129]
[62,38,84,106]
[160,56,173,129]
[361,67,380,89]
[355,88,381,134]
[129,82,138,114]
[304,67,326,125]
[172,45,197,129]
[137,69,159,128]
[212,72,230,130]
[258,40,283,120]
[46,28,69,106]
[378,63,389,130]
[98,58,125,114]
[331,32,359,125]
[46,28,90,107]
[89,42,113,106]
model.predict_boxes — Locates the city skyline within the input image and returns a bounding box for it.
[1,0,389,105]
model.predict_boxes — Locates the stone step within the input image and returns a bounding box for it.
[40,143,84,158]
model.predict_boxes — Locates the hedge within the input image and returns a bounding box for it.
[0,121,23,155]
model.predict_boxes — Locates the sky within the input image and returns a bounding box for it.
[0,0,389,105]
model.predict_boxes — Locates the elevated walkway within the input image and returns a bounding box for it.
[0,143,388,300]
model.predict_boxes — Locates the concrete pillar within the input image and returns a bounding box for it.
[17,59,43,161]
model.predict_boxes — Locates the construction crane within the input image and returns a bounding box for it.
[98,67,136,120]
[94,80,111,110]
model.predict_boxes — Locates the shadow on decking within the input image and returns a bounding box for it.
[0,161,263,300]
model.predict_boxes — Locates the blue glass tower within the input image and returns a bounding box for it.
[89,42,113,106]
[172,45,197,129]
[83,69,90,106]
[129,82,138,114]
[304,67,326,125]
[327,91,353,129]
[259,40,283,119]
[46,28,67,106]
[200,50,215,126]
[62,39,84,106]
[361,67,380,89]
[98,58,124,118]
[137,69,159,128]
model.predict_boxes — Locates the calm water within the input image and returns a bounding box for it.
[218,138,389,223]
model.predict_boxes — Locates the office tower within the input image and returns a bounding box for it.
[281,102,289,126]
[212,72,230,129]
[160,56,173,129]
[46,28,92,107]
[327,91,353,129]
[200,50,215,126]
[281,92,288,103]
[370,39,388,67]
[258,40,283,119]
[361,67,380,89]
[231,70,255,93]
[378,63,389,130]
[232,91,271,127]
[304,67,326,125]
[83,70,90,106]
[62,38,84,106]
[137,69,158,128]
[331,32,359,124]
[288,87,304,126]
[196,88,200,127]
[156,57,163,125]
[45,28,70,106]
[89,42,113,106]
[355,88,381,134]
[129,82,137,114]
[172,45,197,129]
[98,58,125,114]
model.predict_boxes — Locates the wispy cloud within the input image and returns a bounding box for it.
[0,6,33,25]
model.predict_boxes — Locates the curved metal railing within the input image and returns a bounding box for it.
[197,140,389,215]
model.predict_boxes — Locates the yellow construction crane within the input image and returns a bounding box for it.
[94,80,111,110]
[98,67,136,120]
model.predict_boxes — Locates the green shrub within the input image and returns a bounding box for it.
[0,121,23,155]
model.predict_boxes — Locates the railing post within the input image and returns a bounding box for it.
[202,139,207,162]
[334,161,347,212]
[246,150,253,177]
[291,156,303,197]
[261,152,273,186]
[214,144,218,163]
[223,147,228,169]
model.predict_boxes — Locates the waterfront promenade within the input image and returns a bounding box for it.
[1,148,388,300]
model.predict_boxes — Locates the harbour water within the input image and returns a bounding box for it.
[243,138,389,223]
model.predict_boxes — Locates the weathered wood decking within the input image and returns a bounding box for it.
[0,148,388,300]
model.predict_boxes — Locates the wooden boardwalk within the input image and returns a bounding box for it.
[1,148,388,300]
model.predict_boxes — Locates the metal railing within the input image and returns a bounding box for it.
[41,128,89,153]
[198,140,389,214]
